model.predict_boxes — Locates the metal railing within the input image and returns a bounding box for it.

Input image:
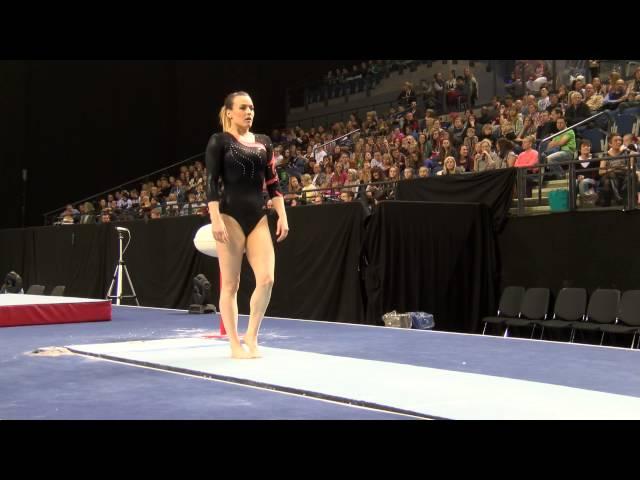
[514,153,638,215]
[540,111,608,143]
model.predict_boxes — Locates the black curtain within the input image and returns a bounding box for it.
[24,224,112,298]
[8,203,640,332]
[101,216,219,309]
[0,203,367,323]
[396,169,516,230]
[362,201,497,332]
[0,228,27,287]
[2,217,215,306]
[266,203,366,323]
[497,209,640,295]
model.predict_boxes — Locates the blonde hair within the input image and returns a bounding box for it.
[219,91,250,132]
[480,138,492,150]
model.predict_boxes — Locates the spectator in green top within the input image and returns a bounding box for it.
[544,117,575,179]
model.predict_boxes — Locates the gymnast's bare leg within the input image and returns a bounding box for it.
[243,215,275,358]
[216,213,252,359]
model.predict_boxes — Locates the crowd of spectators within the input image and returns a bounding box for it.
[309,60,479,115]
[271,63,640,208]
[307,60,421,103]
[56,161,209,225]
[412,66,479,113]
[55,62,640,225]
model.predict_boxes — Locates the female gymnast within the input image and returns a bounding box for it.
[206,91,289,359]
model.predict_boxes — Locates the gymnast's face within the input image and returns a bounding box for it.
[228,95,254,131]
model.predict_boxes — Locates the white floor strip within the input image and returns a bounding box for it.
[0,294,107,306]
[67,338,640,420]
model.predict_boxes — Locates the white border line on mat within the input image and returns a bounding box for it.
[115,305,187,312]
[114,306,639,353]
[71,351,426,420]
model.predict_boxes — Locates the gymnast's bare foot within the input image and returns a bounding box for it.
[230,344,252,359]
[243,335,262,358]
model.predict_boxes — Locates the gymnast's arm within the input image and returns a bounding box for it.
[262,136,289,241]
[205,134,229,242]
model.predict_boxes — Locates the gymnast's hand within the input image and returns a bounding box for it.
[276,217,289,243]
[212,220,229,244]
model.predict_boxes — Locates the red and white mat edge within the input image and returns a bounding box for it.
[0,294,111,327]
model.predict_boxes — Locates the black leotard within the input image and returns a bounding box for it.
[206,132,282,236]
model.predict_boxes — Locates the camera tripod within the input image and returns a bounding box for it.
[107,227,140,306]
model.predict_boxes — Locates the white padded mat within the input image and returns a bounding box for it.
[67,337,640,420]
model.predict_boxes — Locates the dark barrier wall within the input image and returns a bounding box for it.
[396,169,516,230]
[363,202,497,331]
[4,203,640,332]
[497,209,640,295]
[264,203,366,323]
[0,203,367,324]
[0,217,216,309]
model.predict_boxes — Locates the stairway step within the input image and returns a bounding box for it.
[509,205,552,215]
[511,198,550,206]
[514,188,562,199]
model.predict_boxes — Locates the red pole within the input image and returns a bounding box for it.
[219,269,226,335]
